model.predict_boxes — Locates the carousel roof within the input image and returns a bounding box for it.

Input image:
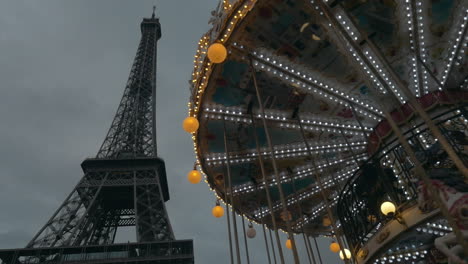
[188,0,468,236]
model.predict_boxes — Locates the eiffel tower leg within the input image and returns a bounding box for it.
[67,173,109,246]
[27,172,108,248]
[135,170,174,242]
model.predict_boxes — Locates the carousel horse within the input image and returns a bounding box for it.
[416,168,468,264]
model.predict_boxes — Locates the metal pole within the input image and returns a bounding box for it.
[225,200,234,264]
[222,141,234,264]
[290,167,315,264]
[223,119,242,264]
[249,57,301,263]
[241,217,251,264]
[269,228,278,264]
[312,237,323,264]
[297,118,351,264]
[251,114,286,263]
[254,184,273,264]
[302,232,315,264]
[262,222,273,264]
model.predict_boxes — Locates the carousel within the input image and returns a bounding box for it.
[183,0,468,263]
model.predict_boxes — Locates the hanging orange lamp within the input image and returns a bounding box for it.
[207,43,227,64]
[285,239,293,249]
[187,170,202,184]
[183,116,199,133]
[330,242,340,253]
[212,201,224,218]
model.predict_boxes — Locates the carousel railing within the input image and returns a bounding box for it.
[337,105,468,257]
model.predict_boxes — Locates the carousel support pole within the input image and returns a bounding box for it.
[254,185,273,264]
[222,127,235,264]
[252,114,286,264]
[241,217,251,264]
[382,111,468,256]
[249,57,301,263]
[225,200,235,264]
[297,118,352,264]
[312,237,323,264]
[290,169,315,264]
[269,228,279,264]
[297,116,354,264]
[223,119,242,264]
[223,169,235,263]
[302,232,315,264]
[262,222,273,264]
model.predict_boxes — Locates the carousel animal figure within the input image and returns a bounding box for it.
[416,168,468,264]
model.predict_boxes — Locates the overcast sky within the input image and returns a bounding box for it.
[0,1,340,263]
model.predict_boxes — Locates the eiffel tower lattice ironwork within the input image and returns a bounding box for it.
[0,8,194,264]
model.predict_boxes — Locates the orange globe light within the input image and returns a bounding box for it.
[285,239,293,249]
[207,43,227,63]
[183,117,199,133]
[212,205,224,218]
[330,242,340,253]
[187,170,202,184]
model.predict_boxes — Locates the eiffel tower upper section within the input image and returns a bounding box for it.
[97,8,162,159]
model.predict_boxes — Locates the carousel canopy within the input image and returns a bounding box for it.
[188,0,468,236]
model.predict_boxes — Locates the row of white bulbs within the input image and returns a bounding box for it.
[348,42,388,96]
[335,7,360,42]
[207,146,366,166]
[252,58,383,121]
[317,0,410,103]
[332,6,408,103]
[415,220,453,237]
[375,249,428,264]
[231,42,384,120]
[442,8,468,85]
[232,162,360,195]
[363,48,406,103]
[253,167,354,219]
[405,0,431,97]
[202,112,370,137]
[206,140,367,163]
[232,153,366,194]
[203,105,373,132]
[295,195,340,229]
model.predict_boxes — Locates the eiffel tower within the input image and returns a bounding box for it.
[0,7,194,264]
